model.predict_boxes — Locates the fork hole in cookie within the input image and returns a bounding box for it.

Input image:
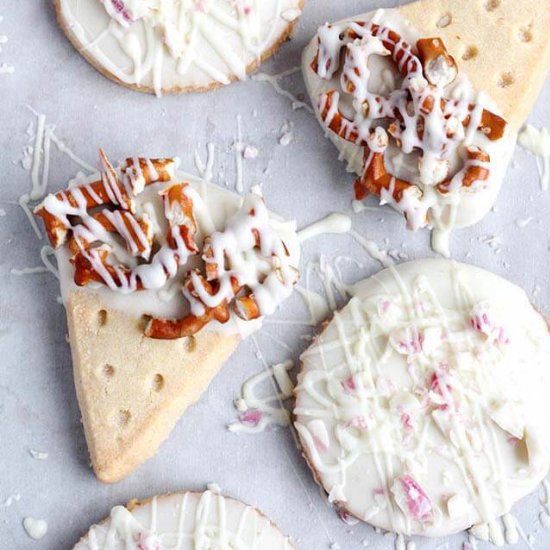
[152,374,164,392]
[484,0,501,11]
[462,46,479,61]
[436,13,452,28]
[498,72,515,88]
[103,364,115,378]
[186,336,197,352]
[118,409,132,427]
[98,309,108,326]
[519,27,533,43]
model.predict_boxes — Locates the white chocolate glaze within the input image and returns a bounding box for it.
[58,0,302,96]
[302,9,516,257]
[74,490,294,549]
[294,259,550,536]
[518,125,550,191]
[48,165,300,339]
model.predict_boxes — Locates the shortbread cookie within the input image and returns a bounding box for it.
[302,1,550,256]
[294,259,550,536]
[54,0,304,96]
[74,490,295,548]
[35,151,300,482]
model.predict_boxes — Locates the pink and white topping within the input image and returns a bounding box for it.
[391,474,434,524]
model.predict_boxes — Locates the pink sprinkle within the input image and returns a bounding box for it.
[194,0,205,11]
[391,326,424,355]
[243,5,252,15]
[392,474,433,523]
[238,408,263,426]
[378,299,391,313]
[341,375,356,393]
[345,416,369,431]
[469,303,509,344]
[338,508,359,525]
[136,533,162,550]
[401,412,413,431]
[105,0,132,22]
[507,436,520,445]
[373,487,386,496]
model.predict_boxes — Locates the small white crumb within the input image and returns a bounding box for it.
[281,8,301,21]
[279,132,293,146]
[234,398,248,412]
[515,217,533,228]
[0,208,5,217]
[29,449,48,460]
[0,63,14,74]
[329,543,341,550]
[23,517,48,540]
[361,539,370,547]
[4,494,20,507]
[206,483,221,494]
[242,145,258,160]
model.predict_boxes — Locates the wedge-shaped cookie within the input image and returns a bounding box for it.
[35,152,300,482]
[54,0,304,96]
[295,259,550,537]
[303,0,550,256]
[74,490,295,548]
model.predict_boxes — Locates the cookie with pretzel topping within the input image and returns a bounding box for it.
[303,0,550,256]
[34,150,300,483]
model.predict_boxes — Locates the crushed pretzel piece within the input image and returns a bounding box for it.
[416,38,458,88]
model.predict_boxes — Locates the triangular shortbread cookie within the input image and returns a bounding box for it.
[302,0,550,255]
[68,291,239,483]
[35,152,299,483]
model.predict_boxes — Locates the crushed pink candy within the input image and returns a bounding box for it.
[341,375,357,394]
[469,303,509,344]
[391,474,434,523]
[238,408,263,427]
[103,0,133,22]
[337,508,359,526]
[391,326,424,355]
[137,533,162,550]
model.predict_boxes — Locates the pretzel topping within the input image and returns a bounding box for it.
[35,152,299,339]
[311,20,509,234]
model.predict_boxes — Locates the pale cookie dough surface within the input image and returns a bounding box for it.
[295,259,550,536]
[74,490,294,549]
[68,290,239,483]
[55,0,304,95]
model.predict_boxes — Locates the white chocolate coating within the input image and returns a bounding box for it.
[57,0,302,95]
[302,9,516,256]
[74,490,294,549]
[54,169,300,339]
[294,259,550,536]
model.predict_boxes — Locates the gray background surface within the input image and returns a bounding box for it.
[1,0,550,548]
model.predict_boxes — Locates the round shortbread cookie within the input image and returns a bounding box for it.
[294,259,550,536]
[54,0,304,96]
[74,490,295,549]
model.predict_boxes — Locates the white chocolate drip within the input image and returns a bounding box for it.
[518,125,550,191]
[295,259,550,537]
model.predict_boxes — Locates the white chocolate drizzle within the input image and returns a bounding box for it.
[228,359,294,434]
[294,259,550,536]
[518,125,550,191]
